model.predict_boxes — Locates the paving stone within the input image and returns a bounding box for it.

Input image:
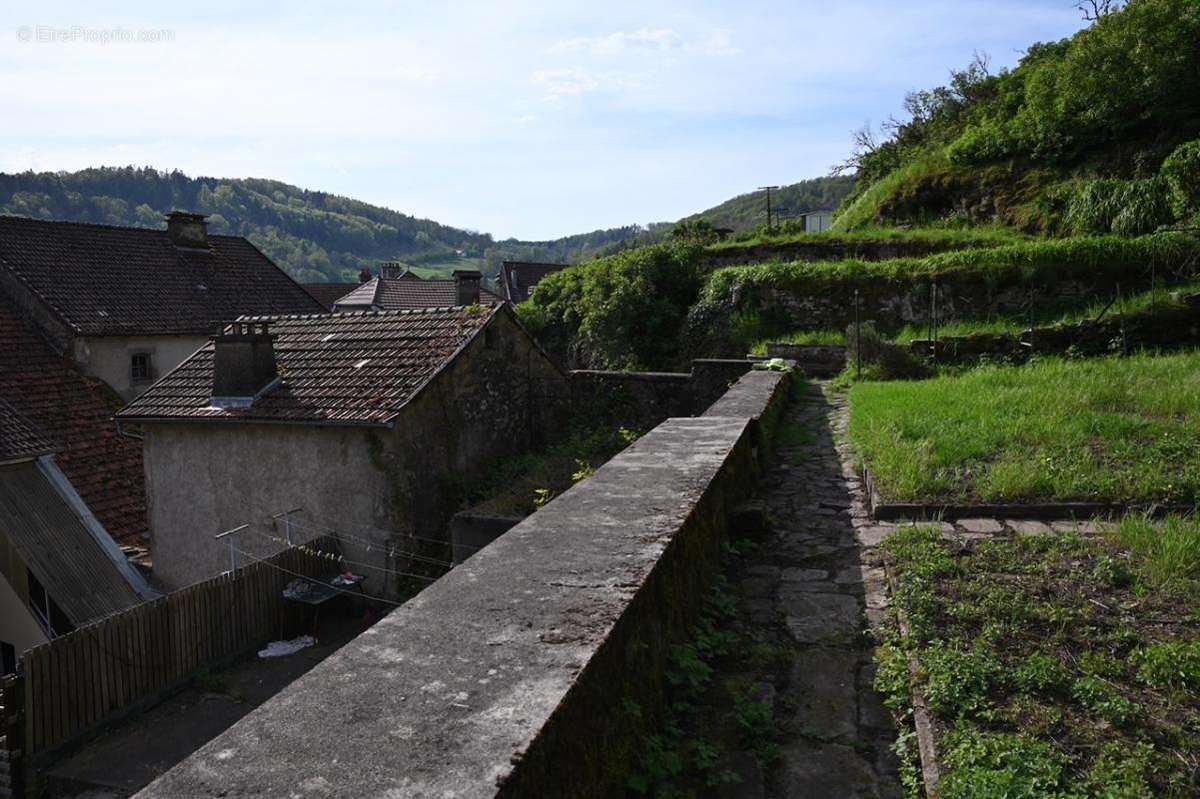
[780,591,860,644]
[774,741,886,799]
[1008,519,1052,536]
[958,517,1004,534]
[856,525,895,547]
[786,647,859,741]
[780,568,829,583]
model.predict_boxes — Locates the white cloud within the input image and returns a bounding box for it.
[531,68,642,99]
[547,27,680,56]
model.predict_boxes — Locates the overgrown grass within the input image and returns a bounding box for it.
[707,221,1027,252]
[747,329,846,354]
[849,352,1200,504]
[880,522,1200,797]
[1110,514,1200,594]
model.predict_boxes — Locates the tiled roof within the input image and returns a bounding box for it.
[119,306,502,426]
[500,261,567,303]
[334,277,505,311]
[302,282,362,311]
[0,297,147,543]
[0,398,56,463]
[0,215,327,336]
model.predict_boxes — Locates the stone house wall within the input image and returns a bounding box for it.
[141,311,569,595]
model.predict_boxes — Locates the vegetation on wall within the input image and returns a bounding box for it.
[690,233,1198,354]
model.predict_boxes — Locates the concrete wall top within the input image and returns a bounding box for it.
[134,368,791,799]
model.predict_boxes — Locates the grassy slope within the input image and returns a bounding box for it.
[880,521,1200,797]
[848,352,1200,504]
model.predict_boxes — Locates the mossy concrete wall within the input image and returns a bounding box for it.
[570,358,754,431]
[133,368,791,799]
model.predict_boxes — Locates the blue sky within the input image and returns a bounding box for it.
[1,1,1087,239]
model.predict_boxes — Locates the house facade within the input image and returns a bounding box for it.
[0,213,326,402]
[500,261,568,303]
[118,305,569,595]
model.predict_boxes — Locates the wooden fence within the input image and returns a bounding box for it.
[18,539,335,761]
[1,675,18,798]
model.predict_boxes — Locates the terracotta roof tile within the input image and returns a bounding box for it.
[119,306,500,426]
[334,277,505,311]
[0,215,327,336]
[302,282,363,311]
[0,297,146,543]
[0,398,56,463]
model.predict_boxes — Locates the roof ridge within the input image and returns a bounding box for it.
[236,304,499,323]
[0,213,250,243]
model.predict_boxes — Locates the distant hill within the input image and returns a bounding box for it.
[679,176,855,230]
[0,167,852,283]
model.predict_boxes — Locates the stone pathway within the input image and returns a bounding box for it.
[745,383,901,798]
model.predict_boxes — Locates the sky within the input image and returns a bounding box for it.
[1,1,1088,240]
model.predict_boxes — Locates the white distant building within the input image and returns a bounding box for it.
[798,209,834,233]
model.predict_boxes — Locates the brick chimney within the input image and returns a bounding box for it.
[380,262,406,280]
[211,321,279,407]
[453,270,482,305]
[165,211,209,248]
[358,268,372,283]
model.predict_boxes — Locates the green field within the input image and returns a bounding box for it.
[848,352,1200,505]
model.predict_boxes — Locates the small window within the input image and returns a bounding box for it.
[1,641,14,675]
[130,352,153,383]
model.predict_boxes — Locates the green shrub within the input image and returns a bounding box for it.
[1161,139,1200,217]
[946,119,1016,166]
[518,242,704,370]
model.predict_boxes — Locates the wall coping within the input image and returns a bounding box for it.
[134,368,790,799]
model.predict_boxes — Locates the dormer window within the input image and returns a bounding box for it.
[130,352,153,383]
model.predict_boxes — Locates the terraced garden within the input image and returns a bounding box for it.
[879,518,1200,797]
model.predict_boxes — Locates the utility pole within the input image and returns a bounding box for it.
[758,186,780,229]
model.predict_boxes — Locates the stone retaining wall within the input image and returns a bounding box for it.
[133,368,793,799]
[570,358,754,430]
[906,294,1200,366]
[764,343,847,377]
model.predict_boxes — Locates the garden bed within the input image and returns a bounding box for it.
[877,517,1200,797]
[848,352,1200,511]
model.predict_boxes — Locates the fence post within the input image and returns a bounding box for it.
[1,673,24,799]
[854,289,862,379]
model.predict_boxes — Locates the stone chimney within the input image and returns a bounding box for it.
[380,262,406,280]
[211,321,279,407]
[165,211,210,248]
[453,270,482,305]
